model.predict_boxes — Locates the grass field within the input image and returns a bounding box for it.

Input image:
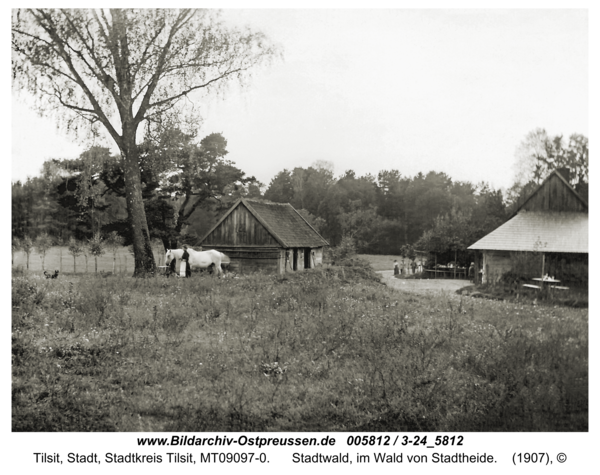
[13,246,168,275]
[12,261,588,432]
[358,254,401,271]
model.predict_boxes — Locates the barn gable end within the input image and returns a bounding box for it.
[202,201,280,247]
[516,169,588,214]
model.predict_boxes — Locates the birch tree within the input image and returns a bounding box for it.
[12,9,277,276]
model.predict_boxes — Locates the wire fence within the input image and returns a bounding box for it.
[12,246,166,274]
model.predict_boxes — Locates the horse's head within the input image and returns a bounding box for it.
[165,249,174,265]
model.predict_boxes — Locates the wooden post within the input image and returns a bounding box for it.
[454,249,457,279]
[541,253,545,280]
[434,254,437,279]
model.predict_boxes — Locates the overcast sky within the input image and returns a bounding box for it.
[11,8,588,192]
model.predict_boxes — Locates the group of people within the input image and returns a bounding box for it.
[393,259,418,276]
[392,258,477,281]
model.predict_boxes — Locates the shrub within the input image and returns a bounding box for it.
[328,235,357,264]
[87,233,105,274]
[21,236,34,270]
[35,233,54,271]
[68,237,84,273]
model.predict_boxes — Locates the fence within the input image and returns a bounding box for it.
[12,246,166,274]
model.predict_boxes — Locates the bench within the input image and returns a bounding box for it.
[522,284,541,289]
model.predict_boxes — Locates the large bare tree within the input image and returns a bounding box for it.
[12,9,277,276]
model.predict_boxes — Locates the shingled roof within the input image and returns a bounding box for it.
[201,198,329,248]
[468,211,588,253]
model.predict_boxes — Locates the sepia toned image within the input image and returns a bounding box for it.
[11,8,587,436]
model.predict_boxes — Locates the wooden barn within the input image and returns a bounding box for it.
[199,198,329,275]
[468,168,588,285]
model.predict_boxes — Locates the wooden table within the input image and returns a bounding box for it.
[532,277,561,286]
[526,277,569,291]
[532,278,569,290]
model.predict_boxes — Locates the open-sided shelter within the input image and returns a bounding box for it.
[468,169,588,285]
[199,198,329,275]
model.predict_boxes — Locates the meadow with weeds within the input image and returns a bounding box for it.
[12,264,587,432]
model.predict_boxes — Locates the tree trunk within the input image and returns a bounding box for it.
[122,127,156,277]
[73,256,76,274]
[161,236,175,252]
[175,194,192,235]
[95,257,98,274]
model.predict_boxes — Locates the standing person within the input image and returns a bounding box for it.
[393,260,399,276]
[411,260,417,275]
[181,245,192,278]
[468,262,475,282]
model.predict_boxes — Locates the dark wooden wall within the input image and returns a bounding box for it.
[522,174,587,212]
[203,204,280,247]
[208,245,282,274]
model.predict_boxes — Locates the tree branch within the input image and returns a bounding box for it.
[133,9,196,124]
[30,9,123,148]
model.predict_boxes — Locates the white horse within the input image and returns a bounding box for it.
[164,248,230,276]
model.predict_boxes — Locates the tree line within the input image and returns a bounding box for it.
[12,125,588,271]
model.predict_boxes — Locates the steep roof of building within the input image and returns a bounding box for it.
[468,211,588,253]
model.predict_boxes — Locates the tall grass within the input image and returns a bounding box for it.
[12,266,587,431]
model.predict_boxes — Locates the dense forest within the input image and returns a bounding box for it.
[12,129,588,266]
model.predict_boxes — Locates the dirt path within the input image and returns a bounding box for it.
[377,270,471,295]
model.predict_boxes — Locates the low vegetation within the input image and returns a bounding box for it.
[458,282,588,309]
[12,264,587,432]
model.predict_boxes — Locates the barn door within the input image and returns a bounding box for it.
[304,248,311,269]
[293,249,298,271]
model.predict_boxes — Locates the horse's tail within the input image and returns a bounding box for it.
[220,252,231,265]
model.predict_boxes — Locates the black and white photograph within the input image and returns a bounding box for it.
[9,3,593,473]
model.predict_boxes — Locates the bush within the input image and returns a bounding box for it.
[327,235,357,264]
